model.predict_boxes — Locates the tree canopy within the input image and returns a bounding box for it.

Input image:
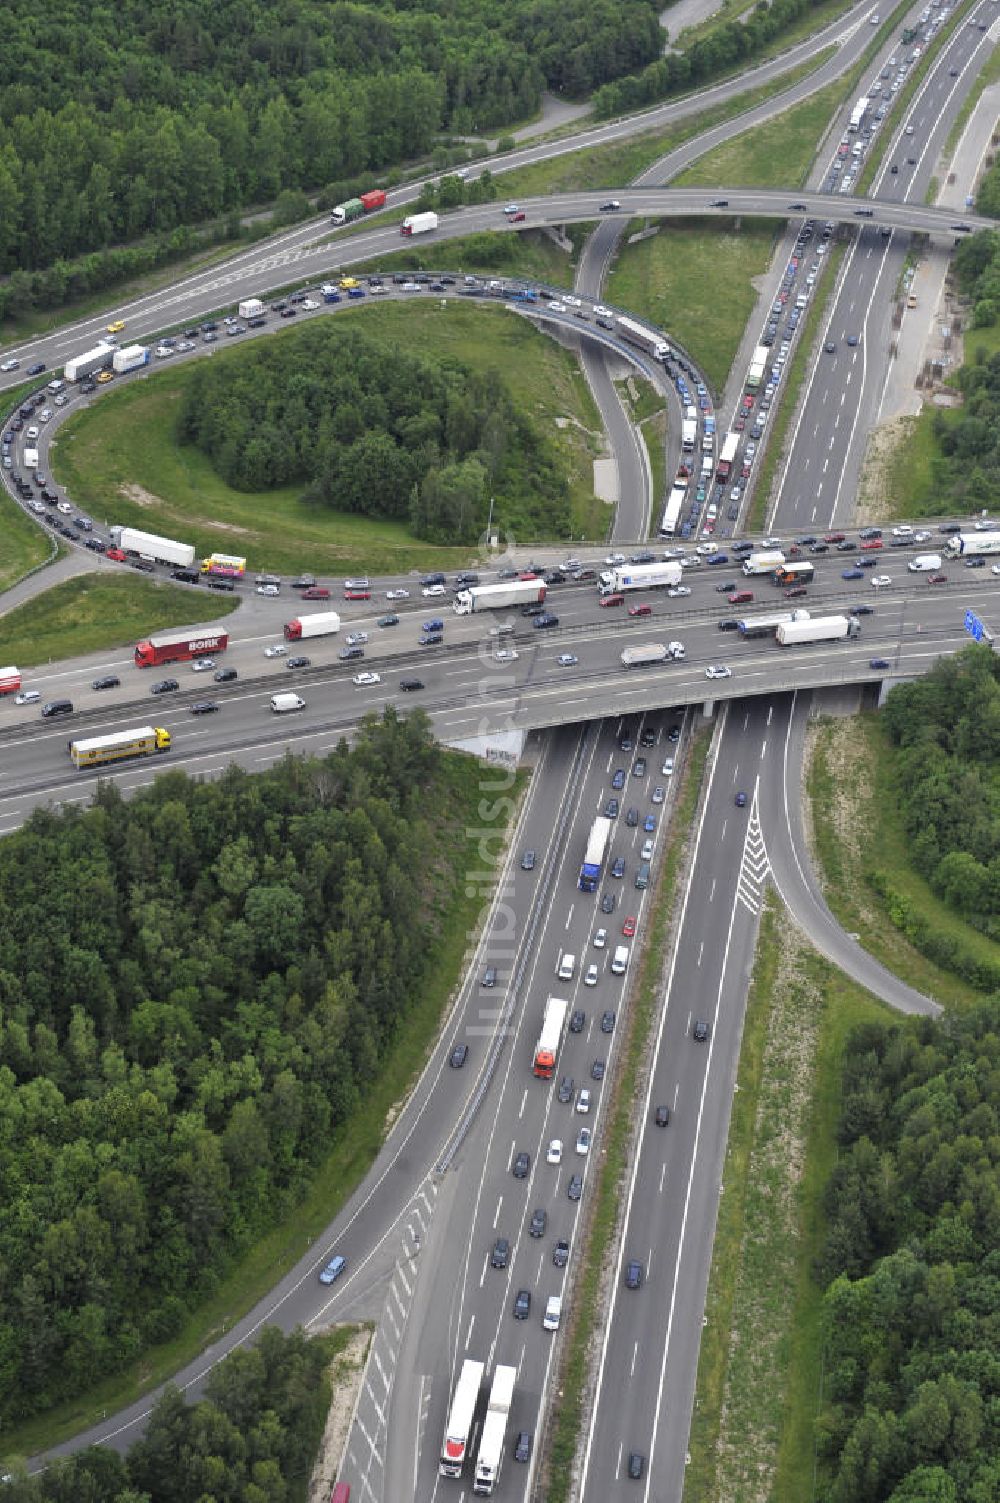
[177,323,569,542]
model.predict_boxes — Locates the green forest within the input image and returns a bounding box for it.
[177,323,569,543]
[0,0,661,278]
[0,710,477,1425]
[2,1326,337,1501]
[880,647,1000,939]
[814,1004,1000,1503]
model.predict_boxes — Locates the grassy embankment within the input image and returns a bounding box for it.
[52,304,607,572]
[5,752,521,1458]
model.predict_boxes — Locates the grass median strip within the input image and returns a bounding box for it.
[542,724,712,1503]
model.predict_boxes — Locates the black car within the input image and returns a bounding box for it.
[533,612,559,629]
[150,678,179,694]
[557,1076,574,1104]
[693,1019,710,1042]
[625,808,638,828]
[214,667,238,683]
[287,656,311,669]
[521,849,536,871]
[514,1431,532,1463]
[530,1208,547,1238]
[513,1150,530,1178]
[601,1010,616,1034]
[91,675,120,691]
[27,362,46,375]
[171,568,201,584]
[482,965,498,988]
[41,699,73,717]
[611,856,626,879]
[849,604,875,616]
[939,524,962,534]
[625,1259,644,1289]
[654,1104,671,1127]
[190,701,219,715]
[491,1236,509,1268]
[605,798,619,819]
[85,538,107,553]
[628,1452,645,1479]
[420,631,443,645]
[131,559,156,573]
[591,1058,605,1081]
[965,556,986,569]
[208,577,234,590]
[399,678,424,691]
[600,891,616,914]
[719,619,740,631]
[513,1289,531,1319]
[553,1238,569,1268]
[450,1042,468,1068]
[640,727,656,747]
[421,572,446,587]
[567,1174,583,1201]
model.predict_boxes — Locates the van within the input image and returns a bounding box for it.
[635,861,651,890]
[611,945,630,976]
[543,1295,562,1331]
[557,952,576,981]
[270,692,305,713]
[700,454,713,476]
[908,553,942,572]
[41,699,73,718]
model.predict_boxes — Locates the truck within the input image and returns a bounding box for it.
[135,628,229,668]
[453,580,546,615]
[944,531,1000,558]
[401,211,438,236]
[747,346,768,391]
[620,641,684,667]
[716,432,740,483]
[849,96,870,132]
[110,527,196,569]
[331,189,387,226]
[774,561,814,586]
[775,614,860,646]
[112,344,149,374]
[63,342,115,383]
[681,416,697,452]
[659,485,687,538]
[742,550,785,576]
[283,610,342,642]
[69,725,171,769]
[600,562,683,594]
[200,552,246,578]
[614,315,670,363]
[439,1359,485,1478]
[238,298,264,320]
[23,447,39,471]
[737,609,809,639]
[473,1365,517,1496]
[0,666,21,696]
[533,996,569,1079]
[579,814,613,891]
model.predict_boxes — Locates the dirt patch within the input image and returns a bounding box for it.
[120,483,165,510]
[200,517,255,536]
[309,1324,372,1503]
[800,717,882,940]
[854,415,917,523]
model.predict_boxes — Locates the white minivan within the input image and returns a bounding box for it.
[270,692,305,713]
[907,553,943,572]
[611,945,630,976]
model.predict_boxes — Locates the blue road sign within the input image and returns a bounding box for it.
[965,609,985,643]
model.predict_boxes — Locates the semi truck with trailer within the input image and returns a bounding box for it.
[453,580,546,614]
[716,432,740,482]
[401,211,438,236]
[238,298,264,319]
[579,815,613,892]
[112,344,150,374]
[659,485,687,537]
[0,667,21,696]
[439,1359,485,1478]
[775,615,860,646]
[109,527,196,569]
[849,96,870,131]
[200,553,247,578]
[331,189,387,226]
[742,550,785,576]
[473,1365,517,1496]
[69,726,171,769]
[63,342,115,382]
[283,610,342,642]
[681,416,697,452]
[614,315,670,362]
[533,996,569,1079]
[134,629,230,667]
[600,562,683,594]
[774,562,815,586]
[620,641,685,667]
[944,531,1000,557]
[747,346,768,391]
[737,609,810,639]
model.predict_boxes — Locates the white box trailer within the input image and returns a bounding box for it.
[681,417,697,451]
[473,1365,516,1496]
[401,212,438,236]
[742,550,785,576]
[621,641,684,667]
[64,342,115,382]
[615,315,670,362]
[601,562,683,593]
[238,298,264,319]
[112,344,149,374]
[454,580,546,614]
[110,527,196,568]
[775,614,860,646]
[944,531,1000,557]
[439,1358,485,1477]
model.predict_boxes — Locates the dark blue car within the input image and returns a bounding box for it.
[842,568,864,580]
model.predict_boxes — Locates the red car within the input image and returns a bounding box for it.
[511,212,526,223]
[928,572,948,584]
[518,570,538,581]
[106,546,127,562]
[628,603,652,617]
[824,531,846,543]
[600,593,625,608]
[734,415,746,432]
[728,590,753,605]
[860,539,883,550]
[303,587,331,599]
[344,588,371,601]
[742,394,755,411]
[622,915,637,938]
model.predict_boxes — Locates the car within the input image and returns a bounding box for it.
[97,368,115,381]
[482,965,498,989]
[892,524,913,537]
[318,1254,347,1285]
[842,568,864,581]
[353,671,382,686]
[611,768,626,791]
[599,200,622,211]
[735,791,747,808]
[150,678,179,695]
[824,341,836,353]
[611,855,626,879]
[705,664,732,679]
[964,557,985,569]
[576,1127,592,1156]
[567,1174,583,1201]
[869,657,891,670]
[625,1259,644,1289]
[287,655,311,669]
[514,1431,532,1463]
[190,700,220,716]
[14,690,40,706]
[346,630,370,647]
[558,653,578,666]
[706,553,729,566]
[191,657,215,672]
[622,914,637,939]
[422,584,446,597]
[521,849,536,871]
[576,1088,591,1114]
[693,1019,710,1042]
[530,1208,547,1238]
[871,574,892,587]
[377,613,399,628]
[547,1139,563,1165]
[589,1058,604,1081]
[655,1104,671,1127]
[632,757,647,778]
[552,1238,570,1271]
[643,814,656,835]
[837,540,857,552]
[513,1151,530,1179]
[929,572,948,584]
[601,891,616,914]
[503,203,520,214]
[625,807,639,829]
[449,1042,468,1068]
[386,588,410,600]
[399,677,424,692]
[601,1010,616,1034]
[91,674,120,691]
[264,644,288,658]
[628,1452,645,1480]
[490,1236,511,1269]
[106,319,126,334]
[513,1289,531,1319]
[651,784,666,807]
[557,1075,575,1104]
[605,798,620,820]
[494,647,518,664]
[569,1009,586,1035]
[533,612,559,629]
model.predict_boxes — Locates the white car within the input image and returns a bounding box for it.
[176,340,195,352]
[191,657,215,672]
[762,536,783,549]
[300,297,318,309]
[155,345,174,358]
[576,1127,592,1155]
[576,1088,591,1114]
[346,631,369,646]
[662,757,674,775]
[386,588,410,600]
[913,530,932,542]
[652,785,665,803]
[503,203,520,214]
[605,553,626,566]
[594,305,613,318]
[892,524,913,536]
[706,664,732,680]
[256,584,279,596]
[563,295,582,308]
[548,301,566,313]
[56,500,73,514]
[14,689,39,705]
[584,963,599,986]
[0,358,19,372]
[871,575,892,587]
[422,584,446,597]
[264,644,288,658]
[593,927,607,948]
[546,1139,563,1165]
[662,547,685,558]
[668,584,692,598]
[974,518,996,530]
[696,542,717,555]
[494,648,518,663]
[991,564,1000,575]
[558,653,578,666]
[641,838,654,860]
[352,671,382,686]
[28,499,45,513]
